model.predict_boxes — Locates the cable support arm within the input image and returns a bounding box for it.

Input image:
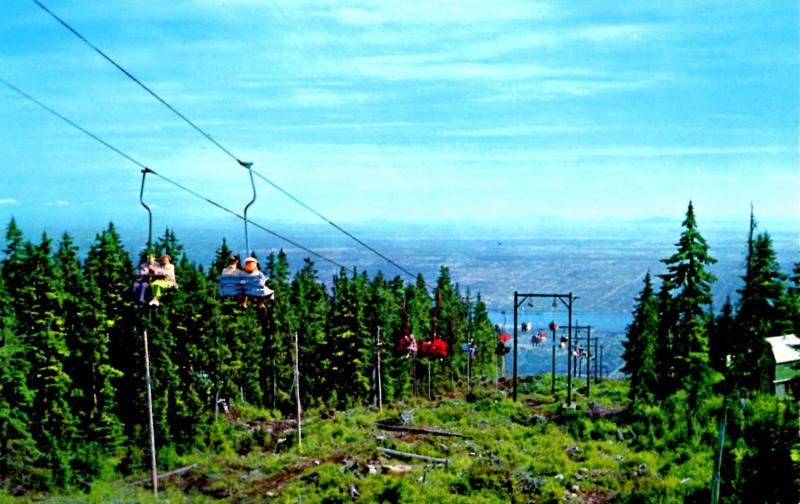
[139,168,154,252]
[242,162,256,255]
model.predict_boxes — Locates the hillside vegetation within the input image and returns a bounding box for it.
[2,201,799,502]
[0,378,728,502]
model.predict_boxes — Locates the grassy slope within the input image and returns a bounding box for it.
[3,377,715,503]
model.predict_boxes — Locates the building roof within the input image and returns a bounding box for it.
[765,334,800,365]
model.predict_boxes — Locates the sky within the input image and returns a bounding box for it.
[0,1,798,246]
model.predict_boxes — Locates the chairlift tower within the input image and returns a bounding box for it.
[512,292,575,403]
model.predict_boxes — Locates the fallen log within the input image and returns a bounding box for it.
[375,423,472,439]
[377,447,449,465]
[130,463,198,485]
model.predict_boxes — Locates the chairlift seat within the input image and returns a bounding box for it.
[217,272,274,298]
[218,274,244,296]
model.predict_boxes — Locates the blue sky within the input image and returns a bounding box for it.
[0,1,797,242]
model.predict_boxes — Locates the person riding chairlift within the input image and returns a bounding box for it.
[421,338,447,359]
[241,257,273,310]
[133,253,158,303]
[149,254,177,306]
[397,334,418,357]
[221,256,239,275]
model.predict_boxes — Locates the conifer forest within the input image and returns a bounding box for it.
[1,2,798,501]
[0,202,798,502]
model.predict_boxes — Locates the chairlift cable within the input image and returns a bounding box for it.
[0,77,346,269]
[32,0,245,167]
[252,171,416,278]
[32,0,416,279]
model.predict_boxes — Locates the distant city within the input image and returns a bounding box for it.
[4,215,796,378]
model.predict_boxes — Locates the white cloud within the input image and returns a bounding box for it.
[46,200,70,206]
[326,0,552,26]
[573,23,654,43]
[438,124,607,138]
[0,198,19,205]
[284,88,377,107]
[350,56,594,81]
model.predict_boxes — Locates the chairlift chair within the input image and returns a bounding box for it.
[216,163,275,303]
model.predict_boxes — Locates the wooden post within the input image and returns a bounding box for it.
[512,291,518,401]
[594,332,599,383]
[567,295,573,405]
[551,325,556,395]
[711,405,728,504]
[600,344,604,381]
[143,328,158,497]
[293,331,302,452]
[586,326,591,397]
[428,361,432,400]
[466,339,472,396]
[376,327,383,412]
[494,353,498,390]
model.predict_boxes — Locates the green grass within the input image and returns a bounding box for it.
[3,377,719,503]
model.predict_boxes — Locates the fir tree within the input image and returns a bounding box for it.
[209,238,234,279]
[735,232,787,391]
[658,202,716,404]
[20,234,77,487]
[378,275,410,402]
[1,218,27,295]
[653,282,676,398]
[621,273,659,408]
[786,261,800,335]
[328,269,372,407]
[709,296,735,373]
[167,255,213,448]
[0,273,43,488]
[291,258,330,408]
[56,233,123,480]
[264,250,296,411]
[434,266,467,389]
[470,293,496,384]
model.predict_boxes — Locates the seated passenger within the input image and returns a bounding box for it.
[218,256,243,297]
[221,256,239,275]
[149,254,177,306]
[133,254,158,303]
[241,257,274,309]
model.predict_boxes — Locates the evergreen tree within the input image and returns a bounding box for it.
[621,273,659,408]
[209,238,234,279]
[328,269,371,407]
[786,261,800,335]
[19,234,77,486]
[378,275,410,402]
[1,218,27,295]
[55,233,124,481]
[653,282,676,398]
[154,228,184,264]
[470,293,496,385]
[735,232,788,391]
[658,202,717,406]
[720,394,799,503]
[292,258,330,408]
[167,255,213,448]
[434,267,467,389]
[264,250,296,411]
[0,273,43,488]
[709,296,735,374]
[83,224,149,471]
